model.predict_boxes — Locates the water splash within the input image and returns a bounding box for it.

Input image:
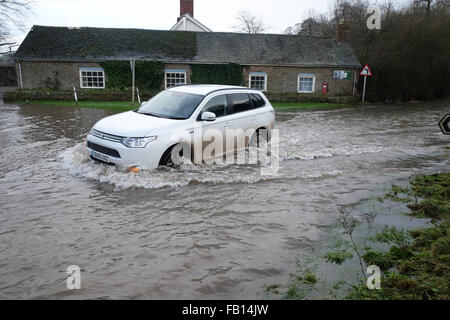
[59,142,343,190]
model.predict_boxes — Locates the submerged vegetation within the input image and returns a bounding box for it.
[382,173,450,221]
[277,171,449,300]
[325,250,354,265]
[345,172,450,300]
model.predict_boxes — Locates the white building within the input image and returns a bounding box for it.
[170,0,212,32]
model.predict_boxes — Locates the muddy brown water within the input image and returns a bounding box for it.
[0,101,448,299]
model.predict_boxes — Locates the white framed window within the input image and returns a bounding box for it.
[249,72,267,91]
[165,70,186,89]
[79,67,105,89]
[298,73,315,93]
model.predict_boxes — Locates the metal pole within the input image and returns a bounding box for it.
[362,76,367,103]
[136,88,141,105]
[17,60,23,90]
[73,86,78,104]
[131,59,135,105]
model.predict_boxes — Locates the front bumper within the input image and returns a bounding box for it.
[86,134,161,170]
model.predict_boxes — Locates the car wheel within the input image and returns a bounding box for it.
[248,128,268,149]
[159,144,184,167]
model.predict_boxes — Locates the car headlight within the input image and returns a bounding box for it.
[121,136,157,148]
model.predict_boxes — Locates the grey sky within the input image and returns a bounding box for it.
[11,0,409,44]
[11,0,332,41]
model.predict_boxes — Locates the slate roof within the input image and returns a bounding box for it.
[15,25,360,67]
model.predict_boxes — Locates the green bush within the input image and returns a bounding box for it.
[362,251,393,270]
[190,63,244,86]
[101,61,164,91]
[325,250,353,265]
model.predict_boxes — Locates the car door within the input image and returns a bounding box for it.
[225,93,256,151]
[194,94,229,162]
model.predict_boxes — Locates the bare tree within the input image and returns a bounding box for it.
[0,0,32,45]
[416,0,433,10]
[234,10,267,34]
[284,13,334,37]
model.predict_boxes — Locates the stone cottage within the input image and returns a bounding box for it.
[13,0,360,95]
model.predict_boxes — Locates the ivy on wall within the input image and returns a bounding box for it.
[100,60,164,91]
[190,63,244,86]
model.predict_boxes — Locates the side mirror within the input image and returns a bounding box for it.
[201,111,216,121]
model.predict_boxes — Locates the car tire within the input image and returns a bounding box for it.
[248,128,269,149]
[159,144,184,167]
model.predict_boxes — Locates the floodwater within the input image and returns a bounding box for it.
[0,101,448,299]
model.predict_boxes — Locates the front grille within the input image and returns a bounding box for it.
[90,129,123,143]
[87,141,121,158]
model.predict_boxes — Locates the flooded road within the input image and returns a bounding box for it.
[0,101,448,299]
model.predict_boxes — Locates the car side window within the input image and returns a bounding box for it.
[250,93,266,108]
[198,95,227,120]
[229,93,252,114]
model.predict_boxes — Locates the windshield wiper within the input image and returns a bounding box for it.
[166,116,186,120]
[139,112,164,118]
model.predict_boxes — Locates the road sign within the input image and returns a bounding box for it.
[360,64,372,77]
[438,113,450,135]
[360,64,372,102]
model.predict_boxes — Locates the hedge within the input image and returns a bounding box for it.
[100,61,164,91]
[190,63,244,86]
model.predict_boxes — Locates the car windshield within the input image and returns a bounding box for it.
[137,91,204,120]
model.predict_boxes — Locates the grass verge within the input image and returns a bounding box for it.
[14,100,351,112]
[15,100,136,112]
[271,102,350,111]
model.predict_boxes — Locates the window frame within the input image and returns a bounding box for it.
[79,67,105,89]
[165,69,187,89]
[249,72,267,91]
[297,73,316,93]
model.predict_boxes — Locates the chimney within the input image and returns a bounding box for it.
[337,19,349,42]
[180,0,194,18]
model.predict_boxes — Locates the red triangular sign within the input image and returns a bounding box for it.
[360,64,372,76]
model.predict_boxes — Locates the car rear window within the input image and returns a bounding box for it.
[229,93,253,114]
[250,93,266,108]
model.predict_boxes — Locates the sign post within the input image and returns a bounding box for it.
[130,59,136,105]
[360,64,372,102]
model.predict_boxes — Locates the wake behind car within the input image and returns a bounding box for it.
[86,85,275,171]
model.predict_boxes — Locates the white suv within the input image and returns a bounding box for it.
[87,85,275,170]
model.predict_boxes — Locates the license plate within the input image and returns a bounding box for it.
[91,150,110,163]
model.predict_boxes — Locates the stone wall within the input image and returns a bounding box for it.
[243,65,357,96]
[3,89,357,105]
[18,61,357,96]
[18,61,104,90]
[18,61,194,91]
